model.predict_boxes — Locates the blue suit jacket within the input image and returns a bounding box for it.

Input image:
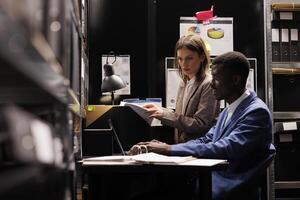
[171,91,275,199]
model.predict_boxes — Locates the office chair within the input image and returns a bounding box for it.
[228,152,275,200]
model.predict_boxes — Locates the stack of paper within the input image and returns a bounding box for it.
[120,98,162,126]
[132,152,195,164]
[83,152,196,165]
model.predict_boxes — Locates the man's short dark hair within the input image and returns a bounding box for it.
[212,51,250,87]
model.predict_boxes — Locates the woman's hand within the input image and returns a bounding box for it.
[143,103,163,118]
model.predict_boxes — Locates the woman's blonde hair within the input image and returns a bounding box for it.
[174,34,211,83]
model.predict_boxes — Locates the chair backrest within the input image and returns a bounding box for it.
[230,152,275,200]
[256,153,275,200]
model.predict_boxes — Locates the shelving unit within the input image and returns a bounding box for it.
[265,0,300,199]
[0,0,87,199]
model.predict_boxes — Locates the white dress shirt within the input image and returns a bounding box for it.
[224,89,250,126]
[181,77,196,114]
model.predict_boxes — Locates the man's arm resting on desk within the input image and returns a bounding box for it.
[170,108,272,160]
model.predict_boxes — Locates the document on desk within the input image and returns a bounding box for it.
[132,152,196,164]
[83,152,196,165]
[82,155,137,165]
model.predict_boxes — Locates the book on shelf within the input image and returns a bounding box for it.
[83,152,196,165]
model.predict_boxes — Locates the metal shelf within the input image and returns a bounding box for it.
[271,3,300,11]
[272,62,300,68]
[275,181,300,189]
[0,1,86,199]
[273,112,300,120]
[272,68,300,74]
[0,9,69,105]
[265,1,300,199]
[68,88,85,117]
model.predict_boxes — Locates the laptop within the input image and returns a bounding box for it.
[108,119,126,156]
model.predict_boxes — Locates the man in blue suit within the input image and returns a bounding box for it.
[129,51,275,200]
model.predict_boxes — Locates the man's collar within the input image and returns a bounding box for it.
[227,89,250,113]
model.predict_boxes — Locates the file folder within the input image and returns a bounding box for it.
[290,28,299,61]
[272,28,281,62]
[280,28,290,62]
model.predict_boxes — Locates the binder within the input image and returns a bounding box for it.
[273,11,280,20]
[290,28,299,61]
[272,28,281,62]
[295,12,300,21]
[280,28,290,62]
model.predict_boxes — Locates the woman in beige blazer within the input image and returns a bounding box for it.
[144,34,220,143]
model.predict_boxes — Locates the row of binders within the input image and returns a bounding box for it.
[272,11,300,62]
[272,28,299,62]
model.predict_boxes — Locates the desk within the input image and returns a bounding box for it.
[82,159,227,200]
[83,106,175,157]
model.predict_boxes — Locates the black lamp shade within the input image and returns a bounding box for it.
[101,64,126,92]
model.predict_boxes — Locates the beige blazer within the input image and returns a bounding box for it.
[160,75,220,143]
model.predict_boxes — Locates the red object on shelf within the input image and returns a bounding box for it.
[195,6,214,24]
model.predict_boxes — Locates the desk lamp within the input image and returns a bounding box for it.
[100,54,126,155]
[101,55,126,105]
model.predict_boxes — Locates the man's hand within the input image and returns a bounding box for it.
[143,103,163,118]
[146,141,171,155]
[127,140,171,155]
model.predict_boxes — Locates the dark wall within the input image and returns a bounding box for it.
[155,0,265,102]
[88,0,149,104]
[87,0,265,145]
[88,0,265,105]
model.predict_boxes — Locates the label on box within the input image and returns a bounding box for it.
[283,122,297,131]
